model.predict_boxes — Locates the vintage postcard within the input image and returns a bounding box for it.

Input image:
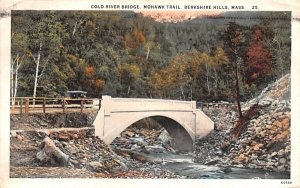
[0,0,299,187]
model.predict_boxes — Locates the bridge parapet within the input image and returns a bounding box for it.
[102,95,197,115]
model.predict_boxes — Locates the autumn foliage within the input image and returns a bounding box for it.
[11,11,290,101]
[245,26,273,85]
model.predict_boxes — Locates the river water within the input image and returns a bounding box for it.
[139,152,290,179]
[112,127,290,179]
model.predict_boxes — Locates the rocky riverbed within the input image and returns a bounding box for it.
[10,113,290,179]
[10,113,183,178]
[10,74,291,178]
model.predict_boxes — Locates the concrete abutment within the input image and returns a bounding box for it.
[93,96,214,151]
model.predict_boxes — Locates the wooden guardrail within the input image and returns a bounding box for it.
[196,102,232,110]
[10,97,232,114]
[10,97,101,114]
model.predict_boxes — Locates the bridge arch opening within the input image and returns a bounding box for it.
[111,115,194,151]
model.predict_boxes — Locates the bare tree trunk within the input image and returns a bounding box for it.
[190,86,193,101]
[180,85,185,100]
[13,65,18,104]
[11,58,14,104]
[13,56,23,103]
[11,54,19,105]
[213,67,218,97]
[234,55,243,119]
[146,46,150,60]
[274,39,284,77]
[72,21,78,37]
[127,86,131,95]
[33,42,43,101]
[205,63,211,96]
[267,38,284,78]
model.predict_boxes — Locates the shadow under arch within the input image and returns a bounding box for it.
[114,115,194,151]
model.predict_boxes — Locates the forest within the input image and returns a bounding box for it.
[11,11,291,102]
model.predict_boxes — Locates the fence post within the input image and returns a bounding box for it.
[99,99,101,110]
[20,98,23,114]
[25,97,29,113]
[80,100,83,113]
[10,98,14,110]
[62,98,65,113]
[43,98,46,113]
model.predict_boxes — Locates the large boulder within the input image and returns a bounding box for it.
[158,130,172,145]
[36,136,70,166]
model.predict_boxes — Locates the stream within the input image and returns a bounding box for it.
[112,127,290,179]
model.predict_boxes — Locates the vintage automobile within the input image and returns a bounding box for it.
[58,91,93,105]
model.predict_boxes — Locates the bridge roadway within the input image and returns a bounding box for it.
[93,96,214,151]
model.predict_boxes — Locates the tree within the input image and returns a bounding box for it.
[211,48,230,98]
[220,22,245,119]
[245,25,273,85]
[263,12,291,79]
[115,63,142,97]
[11,11,290,101]
[11,31,28,103]
[80,65,106,96]
[11,54,25,104]
[24,11,67,99]
[124,27,145,51]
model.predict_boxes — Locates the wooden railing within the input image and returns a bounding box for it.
[10,97,233,114]
[196,102,232,110]
[10,97,101,114]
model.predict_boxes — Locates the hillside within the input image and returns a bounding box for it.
[194,74,291,172]
[11,11,290,102]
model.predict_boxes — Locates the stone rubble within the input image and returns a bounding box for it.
[111,126,174,154]
[54,137,122,172]
[49,131,183,178]
[194,74,291,172]
[11,124,184,178]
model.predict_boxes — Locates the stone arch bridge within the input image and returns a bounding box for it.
[93,96,214,151]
